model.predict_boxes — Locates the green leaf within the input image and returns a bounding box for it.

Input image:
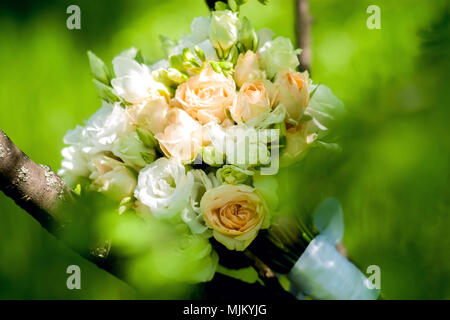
[134,49,145,64]
[228,0,238,11]
[73,184,82,196]
[140,151,156,164]
[257,0,269,5]
[136,127,158,148]
[169,54,185,72]
[209,61,222,73]
[92,79,120,103]
[194,46,206,62]
[182,47,197,63]
[219,61,233,70]
[215,1,229,10]
[125,165,139,179]
[229,45,240,65]
[87,51,112,85]
[216,265,262,284]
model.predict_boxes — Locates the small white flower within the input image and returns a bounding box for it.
[59,102,133,186]
[81,102,133,154]
[111,56,167,104]
[148,59,170,72]
[187,16,211,44]
[134,158,194,219]
[258,36,300,79]
[167,16,218,62]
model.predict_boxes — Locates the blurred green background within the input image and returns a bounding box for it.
[0,0,448,299]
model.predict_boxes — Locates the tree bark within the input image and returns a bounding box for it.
[0,129,70,232]
[0,129,119,269]
[295,0,312,73]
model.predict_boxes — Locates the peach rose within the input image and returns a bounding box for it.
[174,65,236,125]
[234,51,263,87]
[127,97,170,135]
[155,107,204,162]
[275,69,309,124]
[280,121,318,167]
[201,184,269,251]
[230,80,271,126]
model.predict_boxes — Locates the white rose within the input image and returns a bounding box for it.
[59,145,90,187]
[209,10,240,57]
[256,28,274,50]
[258,36,300,79]
[81,102,133,154]
[181,169,214,238]
[134,158,194,219]
[89,155,137,202]
[112,132,155,168]
[111,56,168,104]
[59,103,133,185]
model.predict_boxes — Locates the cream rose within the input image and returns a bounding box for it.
[231,80,271,126]
[89,155,137,202]
[234,51,263,88]
[275,69,309,124]
[127,97,170,135]
[155,107,204,162]
[174,65,236,125]
[200,184,270,251]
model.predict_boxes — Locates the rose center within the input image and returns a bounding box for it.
[217,201,258,232]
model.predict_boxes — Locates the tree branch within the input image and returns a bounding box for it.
[0,128,294,298]
[295,0,312,73]
[0,129,70,232]
[0,129,121,270]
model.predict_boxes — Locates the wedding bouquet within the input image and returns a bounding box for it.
[59,0,378,299]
